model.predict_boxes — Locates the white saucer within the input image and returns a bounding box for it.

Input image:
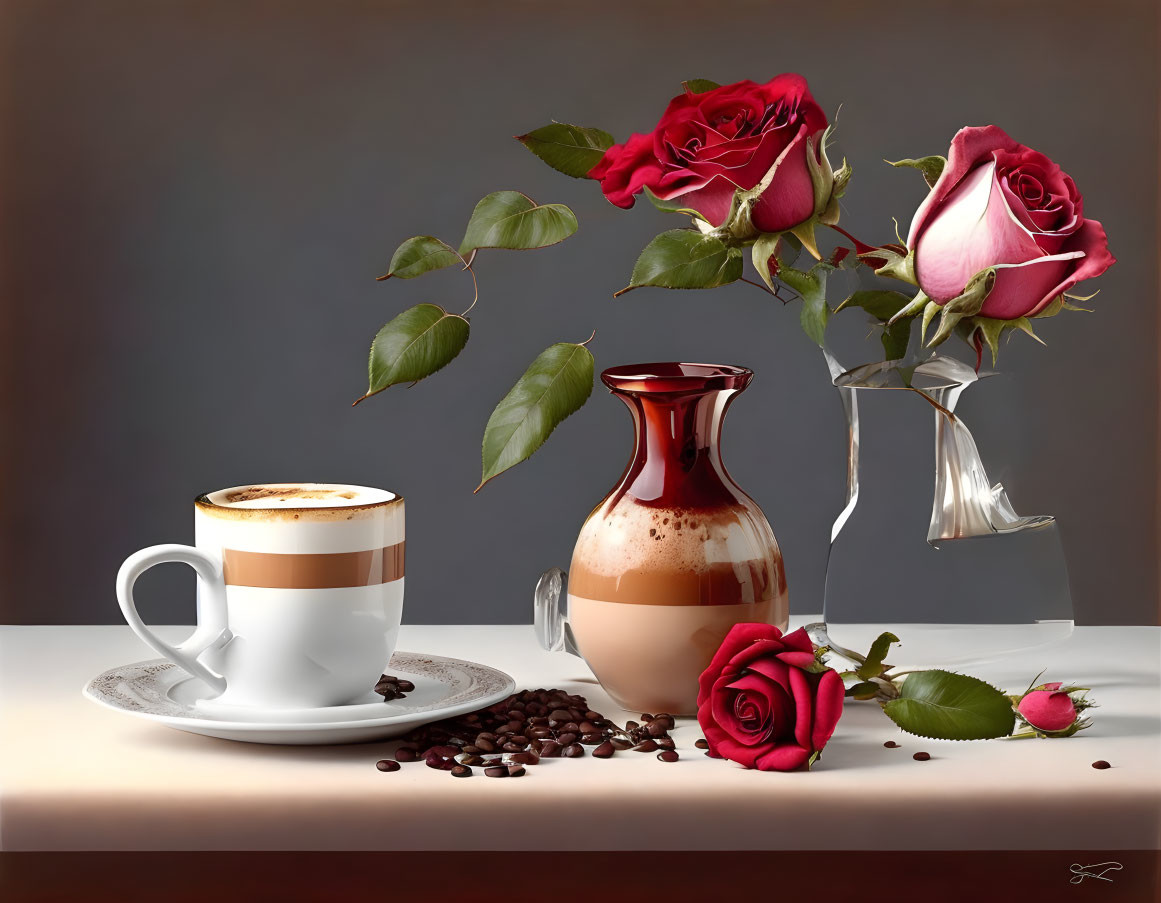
[83,652,515,745]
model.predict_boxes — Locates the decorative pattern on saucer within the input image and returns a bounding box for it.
[83,652,515,745]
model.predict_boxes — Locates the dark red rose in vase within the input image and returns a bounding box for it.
[697,623,844,771]
[909,125,1115,319]
[589,75,828,233]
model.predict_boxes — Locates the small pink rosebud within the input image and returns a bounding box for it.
[1017,687,1077,732]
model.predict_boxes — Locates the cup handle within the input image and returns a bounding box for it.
[533,567,581,657]
[116,544,231,693]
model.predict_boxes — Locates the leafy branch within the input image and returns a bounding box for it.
[355,190,595,490]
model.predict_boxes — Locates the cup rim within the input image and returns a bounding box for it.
[194,483,404,519]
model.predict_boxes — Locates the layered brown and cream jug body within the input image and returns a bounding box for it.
[567,364,787,715]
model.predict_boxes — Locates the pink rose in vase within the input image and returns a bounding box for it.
[908,125,1115,319]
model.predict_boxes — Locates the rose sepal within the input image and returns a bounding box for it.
[954,314,1046,366]
[924,267,996,347]
[644,186,711,222]
[886,155,947,189]
[859,243,917,285]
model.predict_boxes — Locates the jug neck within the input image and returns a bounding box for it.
[602,363,752,506]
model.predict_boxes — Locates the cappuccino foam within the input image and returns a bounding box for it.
[569,499,784,607]
[572,499,770,578]
[205,484,396,509]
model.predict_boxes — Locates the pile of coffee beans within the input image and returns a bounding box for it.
[374,674,415,701]
[376,688,686,778]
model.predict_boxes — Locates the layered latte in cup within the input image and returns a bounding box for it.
[116,483,404,709]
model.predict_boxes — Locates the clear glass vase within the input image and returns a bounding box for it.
[820,351,1074,666]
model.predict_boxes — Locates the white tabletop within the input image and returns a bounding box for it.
[1,621,1158,852]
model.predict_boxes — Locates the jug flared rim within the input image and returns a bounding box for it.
[601,362,752,394]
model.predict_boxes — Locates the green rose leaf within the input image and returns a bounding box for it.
[459,191,578,255]
[477,341,594,491]
[887,155,947,189]
[615,230,742,296]
[359,303,470,403]
[882,669,1017,740]
[515,123,615,179]
[835,291,918,360]
[855,631,900,680]
[780,262,834,346]
[881,319,913,361]
[846,681,880,701]
[378,236,462,281]
[682,78,720,94]
[835,290,916,322]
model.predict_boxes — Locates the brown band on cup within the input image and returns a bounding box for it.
[222,542,405,589]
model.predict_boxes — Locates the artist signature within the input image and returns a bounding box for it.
[1069,861,1123,884]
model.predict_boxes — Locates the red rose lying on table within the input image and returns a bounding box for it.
[697,623,844,771]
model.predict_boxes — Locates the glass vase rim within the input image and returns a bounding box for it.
[600,362,753,394]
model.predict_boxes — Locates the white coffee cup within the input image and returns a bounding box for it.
[116,483,405,709]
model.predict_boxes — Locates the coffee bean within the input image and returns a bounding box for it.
[640,713,654,722]
[394,748,417,763]
[883,741,900,749]
[657,750,679,763]
[563,743,584,758]
[656,737,676,750]
[461,745,481,755]
[593,741,615,758]
[459,755,485,767]
[375,759,400,772]
[509,752,539,766]
[584,711,601,721]
[556,732,578,747]
[1092,760,1112,770]
[625,720,639,731]
[529,727,553,740]
[653,713,676,730]
[633,740,658,753]
[485,766,508,778]
[912,752,931,761]
[549,709,571,722]
[507,765,526,778]
[580,733,605,745]
[579,721,597,734]
[475,738,496,752]
[646,721,667,737]
[694,739,709,750]
[509,736,529,747]
[425,745,459,759]
[477,732,498,742]
[501,742,524,753]
[539,741,561,758]
[610,737,632,750]
[395,679,415,693]
[451,765,472,777]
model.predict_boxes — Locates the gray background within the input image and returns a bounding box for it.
[1,0,1157,626]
